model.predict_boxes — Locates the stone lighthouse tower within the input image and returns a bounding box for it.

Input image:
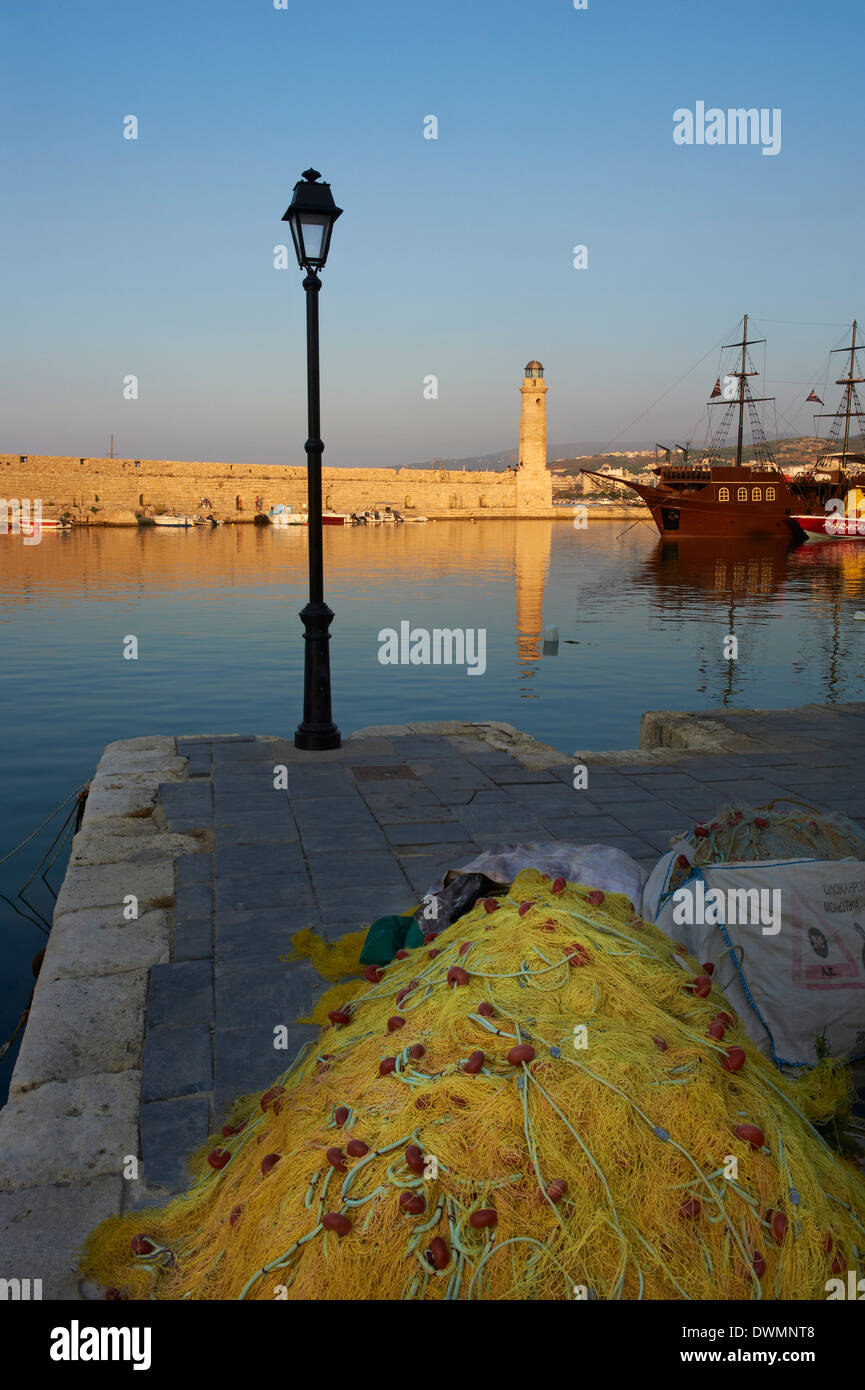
[517,360,552,509]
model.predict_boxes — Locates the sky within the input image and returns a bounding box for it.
[1,0,863,468]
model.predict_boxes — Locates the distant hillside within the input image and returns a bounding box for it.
[405,443,652,472]
[406,436,827,474]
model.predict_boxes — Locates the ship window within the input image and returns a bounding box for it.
[719,487,729,501]
[737,487,747,501]
[752,487,762,501]
[766,486,775,500]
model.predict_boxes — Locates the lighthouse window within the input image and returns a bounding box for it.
[766,486,776,500]
[719,487,729,501]
[737,487,747,501]
[752,487,762,501]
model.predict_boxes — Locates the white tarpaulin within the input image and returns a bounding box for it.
[428,842,647,914]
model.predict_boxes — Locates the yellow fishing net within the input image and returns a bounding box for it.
[82,870,865,1300]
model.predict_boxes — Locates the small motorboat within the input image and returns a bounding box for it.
[153,513,195,528]
[322,511,351,526]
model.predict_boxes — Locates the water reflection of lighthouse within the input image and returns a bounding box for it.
[513,520,552,692]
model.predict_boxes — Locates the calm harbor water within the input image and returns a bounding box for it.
[1,517,864,1095]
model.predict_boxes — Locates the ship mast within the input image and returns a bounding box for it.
[812,320,865,471]
[713,315,772,468]
[735,314,749,469]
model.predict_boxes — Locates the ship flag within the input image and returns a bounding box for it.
[806,389,823,404]
[709,377,722,398]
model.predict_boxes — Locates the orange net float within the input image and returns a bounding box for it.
[463,1051,485,1075]
[734,1124,765,1151]
[721,1046,746,1073]
[426,1236,449,1270]
[469,1210,497,1229]
[405,1145,425,1176]
[399,1192,425,1216]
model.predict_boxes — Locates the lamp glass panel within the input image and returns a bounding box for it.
[299,215,327,264]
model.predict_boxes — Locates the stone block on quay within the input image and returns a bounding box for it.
[176,880,213,921]
[148,961,213,1027]
[139,1096,213,1194]
[40,907,170,981]
[214,843,305,879]
[215,908,296,970]
[54,860,174,918]
[177,852,213,885]
[10,972,147,1094]
[141,1025,213,1102]
[214,960,321,1032]
[383,821,473,846]
[0,1176,124,1300]
[314,882,413,925]
[174,919,212,961]
[214,871,315,917]
[213,1025,317,1118]
[0,1072,141,1192]
[299,825,388,854]
[69,821,201,867]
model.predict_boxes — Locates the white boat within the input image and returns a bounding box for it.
[322,511,351,526]
[153,513,195,528]
[403,516,429,523]
[268,506,307,527]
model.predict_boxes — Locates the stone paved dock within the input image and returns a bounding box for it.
[2,702,865,1296]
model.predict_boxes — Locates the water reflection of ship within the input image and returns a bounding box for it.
[643,537,863,705]
[643,538,790,704]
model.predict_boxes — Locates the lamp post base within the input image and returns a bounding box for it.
[295,600,341,751]
[294,723,341,751]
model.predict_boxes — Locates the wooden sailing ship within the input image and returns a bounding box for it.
[587,316,865,541]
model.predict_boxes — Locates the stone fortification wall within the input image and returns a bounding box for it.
[0,454,528,522]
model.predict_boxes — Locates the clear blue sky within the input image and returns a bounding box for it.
[1,0,862,467]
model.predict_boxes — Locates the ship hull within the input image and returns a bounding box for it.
[793,514,865,541]
[590,472,804,541]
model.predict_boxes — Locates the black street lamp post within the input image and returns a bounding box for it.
[283,169,342,750]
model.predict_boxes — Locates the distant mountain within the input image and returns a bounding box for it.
[404,443,652,472]
[406,435,828,474]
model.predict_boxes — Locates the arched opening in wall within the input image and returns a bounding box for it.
[479,495,488,508]
[236,495,243,510]
[325,495,333,509]
[404,495,412,508]
[139,494,144,506]
[449,494,459,509]
[536,397,541,405]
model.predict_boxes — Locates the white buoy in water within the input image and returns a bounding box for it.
[542,625,559,643]
[542,623,559,655]
[854,611,865,621]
